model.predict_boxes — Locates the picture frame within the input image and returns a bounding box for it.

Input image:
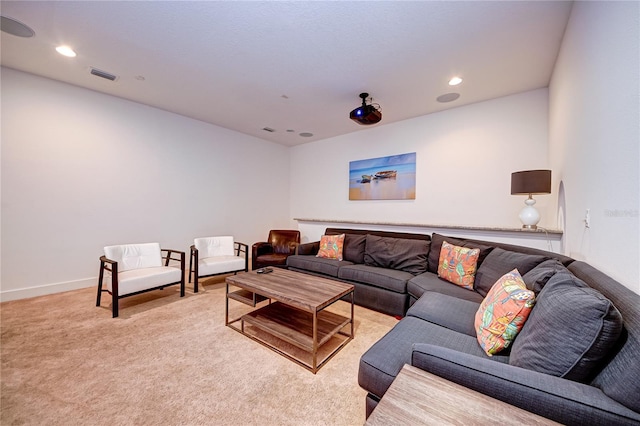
[349,152,416,200]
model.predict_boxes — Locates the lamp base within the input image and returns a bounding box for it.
[519,196,541,230]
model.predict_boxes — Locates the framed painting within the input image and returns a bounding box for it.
[349,152,416,200]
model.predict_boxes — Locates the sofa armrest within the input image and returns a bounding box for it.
[411,344,640,425]
[296,241,319,256]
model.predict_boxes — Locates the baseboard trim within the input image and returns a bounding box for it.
[0,278,96,302]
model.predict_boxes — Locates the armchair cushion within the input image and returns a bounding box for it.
[113,266,183,296]
[198,256,246,277]
[194,236,235,258]
[104,243,162,272]
[269,230,300,254]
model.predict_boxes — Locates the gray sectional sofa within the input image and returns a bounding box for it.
[286,227,640,425]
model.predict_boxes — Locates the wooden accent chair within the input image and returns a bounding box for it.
[97,242,185,317]
[189,236,248,292]
[251,230,300,270]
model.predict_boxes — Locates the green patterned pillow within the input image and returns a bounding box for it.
[438,241,480,290]
[316,234,345,261]
[475,269,536,355]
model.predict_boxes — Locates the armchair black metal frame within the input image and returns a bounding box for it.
[97,249,185,318]
[189,242,248,293]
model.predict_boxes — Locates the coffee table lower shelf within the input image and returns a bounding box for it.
[234,301,353,373]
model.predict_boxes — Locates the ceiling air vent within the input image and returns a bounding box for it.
[90,67,118,82]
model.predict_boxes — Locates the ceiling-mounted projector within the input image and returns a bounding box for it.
[350,92,382,125]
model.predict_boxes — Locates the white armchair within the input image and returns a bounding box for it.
[189,236,248,292]
[96,242,185,317]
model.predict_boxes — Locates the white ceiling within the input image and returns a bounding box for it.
[0,1,573,146]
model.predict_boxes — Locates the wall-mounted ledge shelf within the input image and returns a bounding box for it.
[293,218,563,236]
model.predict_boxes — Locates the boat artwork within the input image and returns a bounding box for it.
[359,170,397,183]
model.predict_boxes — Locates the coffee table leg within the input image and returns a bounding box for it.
[312,311,318,373]
[350,290,354,338]
[225,282,229,325]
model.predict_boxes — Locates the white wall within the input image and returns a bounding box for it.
[291,89,552,238]
[549,1,640,293]
[1,68,291,301]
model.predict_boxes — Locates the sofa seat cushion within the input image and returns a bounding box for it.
[407,272,484,304]
[358,316,508,399]
[198,255,245,277]
[509,271,623,383]
[406,292,479,337]
[286,255,353,278]
[364,235,430,275]
[474,247,549,297]
[110,266,182,296]
[338,264,413,293]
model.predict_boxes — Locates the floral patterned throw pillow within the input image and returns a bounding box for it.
[475,269,536,356]
[437,240,480,290]
[316,234,345,261]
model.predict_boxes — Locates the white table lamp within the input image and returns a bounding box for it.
[511,170,552,230]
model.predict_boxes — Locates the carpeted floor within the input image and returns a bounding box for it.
[1,276,398,425]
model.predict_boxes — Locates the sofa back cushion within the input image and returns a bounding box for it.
[522,258,567,294]
[568,261,640,413]
[104,242,162,272]
[474,248,549,297]
[364,235,430,275]
[509,271,623,383]
[343,234,366,263]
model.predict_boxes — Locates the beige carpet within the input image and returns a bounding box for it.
[1,276,398,425]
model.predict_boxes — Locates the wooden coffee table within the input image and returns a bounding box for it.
[225,268,355,374]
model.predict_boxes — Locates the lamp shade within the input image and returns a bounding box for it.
[511,170,552,195]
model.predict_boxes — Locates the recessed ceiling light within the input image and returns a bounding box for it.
[1,16,35,37]
[436,93,460,103]
[299,132,313,137]
[56,45,76,57]
[448,77,463,86]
